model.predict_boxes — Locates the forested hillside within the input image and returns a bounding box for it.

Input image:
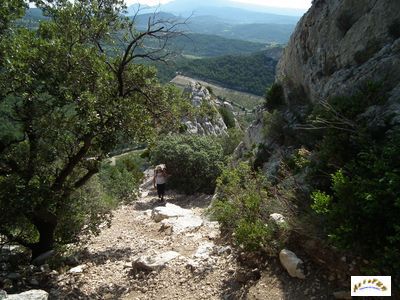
[165,33,268,57]
[154,51,277,96]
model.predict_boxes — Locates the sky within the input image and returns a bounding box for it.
[126,0,312,9]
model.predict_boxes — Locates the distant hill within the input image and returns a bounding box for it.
[18,7,46,29]
[135,13,295,44]
[140,0,306,19]
[186,17,295,44]
[166,33,268,57]
[152,49,281,96]
[22,8,295,44]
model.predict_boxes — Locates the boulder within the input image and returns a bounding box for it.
[269,213,286,225]
[132,251,180,272]
[194,242,215,260]
[6,290,48,300]
[279,249,305,279]
[68,264,86,274]
[151,203,191,222]
[223,101,233,110]
[160,215,203,234]
[0,290,7,300]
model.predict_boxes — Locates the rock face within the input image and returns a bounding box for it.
[236,0,400,171]
[277,0,400,106]
[183,81,228,135]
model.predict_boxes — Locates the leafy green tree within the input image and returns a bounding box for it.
[0,0,26,36]
[151,134,224,194]
[0,0,185,258]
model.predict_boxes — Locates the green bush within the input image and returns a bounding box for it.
[307,84,400,272]
[262,110,286,142]
[197,101,218,121]
[235,219,273,251]
[151,134,224,194]
[210,163,289,253]
[99,152,144,203]
[218,106,236,129]
[312,135,400,270]
[218,127,244,156]
[265,83,284,110]
[54,151,145,244]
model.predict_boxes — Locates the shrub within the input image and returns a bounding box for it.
[308,84,400,272]
[98,152,144,203]
[210,163,289,253]
[218,106,236,129]
[235,219,273,251]
[265,83,284,110]
[151,134,224,194]
[218,127,244,156]
[197,101,218,121]
[262,110,286,142]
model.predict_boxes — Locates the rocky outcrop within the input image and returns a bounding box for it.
[237,0,400,166]
[277,0,400,107]
[183,81,228,135]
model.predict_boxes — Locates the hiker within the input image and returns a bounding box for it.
[153,165,168,202]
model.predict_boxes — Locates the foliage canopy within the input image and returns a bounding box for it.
[0,0,185,257]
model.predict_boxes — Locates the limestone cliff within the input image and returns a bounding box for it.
[182,81,228,135]
[238,0,400,162]
[277,0,400,107]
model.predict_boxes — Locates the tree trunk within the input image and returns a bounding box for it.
[29,210,57,259]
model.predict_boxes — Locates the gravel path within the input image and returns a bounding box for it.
[48,171,339,300]
[50,172,245,300]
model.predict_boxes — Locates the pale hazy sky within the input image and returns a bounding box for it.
[127,0,312,9]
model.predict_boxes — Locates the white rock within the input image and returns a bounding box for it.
[270,213,286,225]
[0,290,7,300]
[194,242,215,260]
[279,249,305,279]
[161,215,203,234]
[152,203,191,222]
[223,101,234,110]
[68,265,85,274]
[6,290,48,300]
[132,251,180,271]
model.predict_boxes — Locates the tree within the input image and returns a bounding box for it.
[151,135,224,194]
[0,0,26,36]
[0,0,186,258]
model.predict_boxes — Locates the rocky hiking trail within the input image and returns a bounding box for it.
[43,169,340,300]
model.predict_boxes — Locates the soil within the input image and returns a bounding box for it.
[3,170,345,299]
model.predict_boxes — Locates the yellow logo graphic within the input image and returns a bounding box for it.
[353,278,387,293]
